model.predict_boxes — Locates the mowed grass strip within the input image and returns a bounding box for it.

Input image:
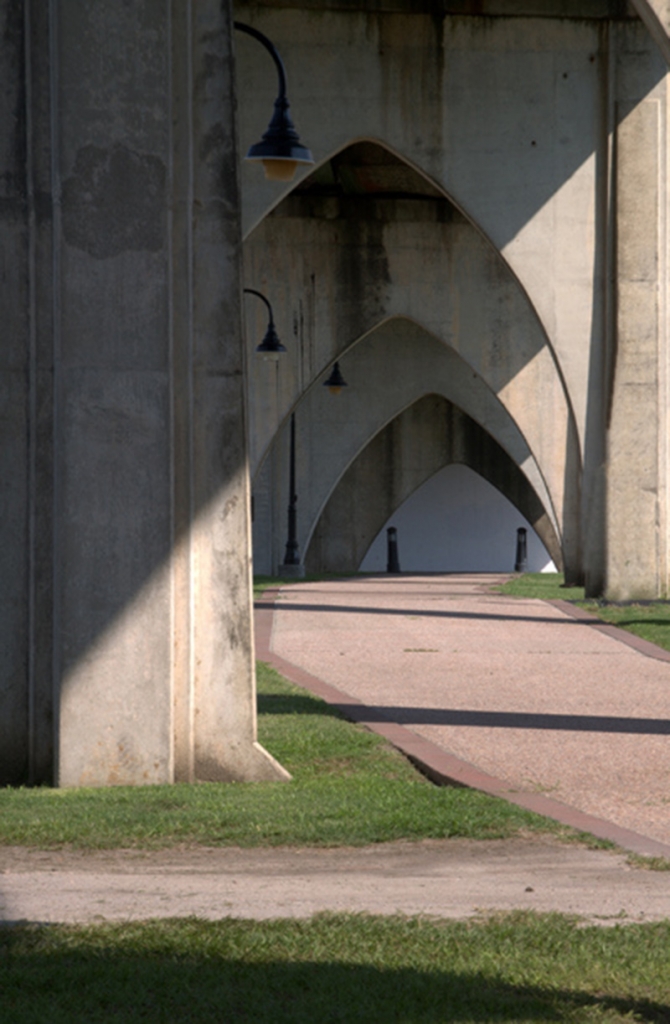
[498,572,670,655]
[0,663,568,849]
[2,912,669,1023]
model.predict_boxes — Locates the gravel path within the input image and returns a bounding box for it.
[265,574,670,852]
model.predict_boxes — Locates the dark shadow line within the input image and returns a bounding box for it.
[333,705,670,735]
[256,600,600,627]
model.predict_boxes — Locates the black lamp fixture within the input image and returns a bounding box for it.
[243,288,286,358]
[234,22,314,182]
[323,361,348,395]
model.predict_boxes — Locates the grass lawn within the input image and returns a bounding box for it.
[498,573,670,654]
[2,912,669,1022]
[0,664,575,849]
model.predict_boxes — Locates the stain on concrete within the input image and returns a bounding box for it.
[62,144,166,259]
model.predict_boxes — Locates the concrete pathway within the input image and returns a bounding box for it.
[258,574,670,857]
[2,839,670,925]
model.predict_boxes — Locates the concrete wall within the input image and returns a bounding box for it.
[0,0,285,786]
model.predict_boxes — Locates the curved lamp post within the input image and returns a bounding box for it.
[243,288,286,358]
[243,288,301,575]
[234,22,314,182]
[244,290,350,576]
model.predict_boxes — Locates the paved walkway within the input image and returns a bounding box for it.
[257,574,670,858]
[3,839,670,924]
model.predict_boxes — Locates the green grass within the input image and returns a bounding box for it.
[579,601,670,653]
[2,912,669,1022]
[497,572,586,602]
[0,664,571,850]
[499,573,670,654]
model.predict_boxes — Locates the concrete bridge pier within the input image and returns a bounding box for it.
[601,22,670,600]
[0,0,285,786]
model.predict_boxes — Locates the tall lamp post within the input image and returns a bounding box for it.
[279,361,349,576]
[282,412,301,574]
[243,288,304,577]
[243,288,350,578]
[236,21,315,576]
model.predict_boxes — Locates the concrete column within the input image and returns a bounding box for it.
[0,0,286,786]
[604,27,668,599]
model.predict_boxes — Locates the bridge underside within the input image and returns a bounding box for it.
[1,0,669,785]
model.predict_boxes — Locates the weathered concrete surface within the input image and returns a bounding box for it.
[2,839,670,925]
[246,184,578,574]
[238,4,670,596]
[0,1,284,786]
[632,0,670,62]
[604,63,668,598]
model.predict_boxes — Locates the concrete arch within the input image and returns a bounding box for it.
[631,0,670,64]
[252,318,568,576]
[304,393,562,575]
[245,141,581,576]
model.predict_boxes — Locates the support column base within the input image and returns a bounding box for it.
[279,563,306,578]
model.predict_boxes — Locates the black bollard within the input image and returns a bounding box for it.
[514,527,528,573]
[387,526,400,573]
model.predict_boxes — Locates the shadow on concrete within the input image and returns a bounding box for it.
[255,598,595,627]
[335,705,670,735]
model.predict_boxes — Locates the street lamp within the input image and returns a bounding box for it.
[244,290,350,577]
[323,360,348,394]
[243,287,303,576]
[243,288,286,358]
[281,411,302,574]
[234,22,314,182]
[280,362,348,575]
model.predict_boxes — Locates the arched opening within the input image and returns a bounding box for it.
[246,141,578,577]
[360,465,555,574]
[304,393,560,575]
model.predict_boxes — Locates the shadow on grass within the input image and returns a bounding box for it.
[610,619,670,630]
[257,692,342,718]
[1,935,668,1023]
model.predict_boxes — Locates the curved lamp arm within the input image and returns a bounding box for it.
[243,288,286,356]
[234,22,288,102]
[234,21,314,181]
